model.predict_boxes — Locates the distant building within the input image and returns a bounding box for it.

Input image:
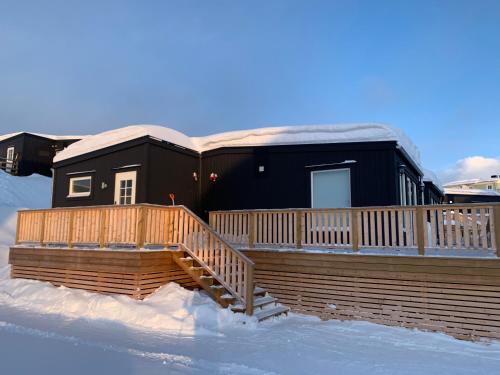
[0,132,85,177]
[443,175,500,193]
[444,187,500,204]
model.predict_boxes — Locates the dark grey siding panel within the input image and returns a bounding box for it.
[52,138,420,215]
[52,143,149,207]
[200,142,401,215]
[146,143,200,211]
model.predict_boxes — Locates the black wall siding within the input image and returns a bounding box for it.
[52,138,421,215]
[146,142,200,211]
[199,142,401,216]
[52,143,149,207]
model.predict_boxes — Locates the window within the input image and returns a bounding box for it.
[5,147,15,172]
[114,171,137,205]
[311,169,351,208]
[68,176,92,197]
[6,147,14,161]
[487,185,493,190]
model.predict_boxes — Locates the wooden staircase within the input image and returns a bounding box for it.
[170,244,289,321]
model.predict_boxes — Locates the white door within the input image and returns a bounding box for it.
[6,147,14,172]
[114,171,137,205]
[311,169,351,208]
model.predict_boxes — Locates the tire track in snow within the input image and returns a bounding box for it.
[0,321,278,375]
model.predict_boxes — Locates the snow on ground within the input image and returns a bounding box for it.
[1,171,500,374]
[0,172,51,265]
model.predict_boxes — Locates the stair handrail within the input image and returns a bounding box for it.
[176,205,255,313]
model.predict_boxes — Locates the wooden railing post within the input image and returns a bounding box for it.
[39,212,46,247]
[352,210,359,252]
[493,206,500,258]
[15,212,21,245]
[295,210,303,249]
[136,206,147,249]
[415,206,425,255]
[99,209,106,248]
[68,210,75,248]
[209,212,215,229]
[248,212,256,249]
[245,262,254,316]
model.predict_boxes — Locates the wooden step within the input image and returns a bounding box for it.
[189,266,205,277]
[220,293,236,307]
[179,257,193,267]
[254,286,266,297]
[199,275,213,286]
[255,305,290,322]
[210,284,225,296]
[231,295,276,313]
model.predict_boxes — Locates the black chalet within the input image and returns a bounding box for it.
[51,124,440,216]
[0,132,84,177]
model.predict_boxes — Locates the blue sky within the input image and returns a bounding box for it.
[0,0,499,177]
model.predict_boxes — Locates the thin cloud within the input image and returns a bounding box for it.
[439,156,500,183]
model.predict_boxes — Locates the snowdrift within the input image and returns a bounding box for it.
[0,268,255,335]
[0,172,52,265]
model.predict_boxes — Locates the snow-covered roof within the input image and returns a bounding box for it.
[423,168,443,192]
[444,188,500,196]
[444,176,500,187]
[53,125,197,163]
[54,123,422,166]
[0,132,87,143]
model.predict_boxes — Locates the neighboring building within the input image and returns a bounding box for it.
[51,124,429,216]
[443,176,500,193]
[444,188,500,204]
[0,132,85,177]
[422,169,444,205]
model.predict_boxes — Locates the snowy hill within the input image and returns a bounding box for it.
[0,171,52,265]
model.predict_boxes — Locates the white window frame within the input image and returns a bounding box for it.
[310,168,352,208]
[5,146,15,172]
[6,146,15,161]
[114,171,137,205]
[68,176,92,197]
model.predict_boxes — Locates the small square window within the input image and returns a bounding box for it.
[68,176,92,197]
[258,165,265,172]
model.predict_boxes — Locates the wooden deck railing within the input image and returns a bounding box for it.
[209,204,500,256]
[0,155,19,175]
[15,204,255,310]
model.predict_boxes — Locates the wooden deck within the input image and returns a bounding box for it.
[9,247,196,298]
[245,249,500,340]
[9,203,500,337]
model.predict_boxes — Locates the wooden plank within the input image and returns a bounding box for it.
[492,206,500,256]
[415,207,425,255]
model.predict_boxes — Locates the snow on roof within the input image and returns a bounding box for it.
[54,123,422,167]
[444,176,500,187]
[443,178,481,187]
[423,168,443,192]
[53,125,197,163]
[444,188,500,196]
[0,132,87,143]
